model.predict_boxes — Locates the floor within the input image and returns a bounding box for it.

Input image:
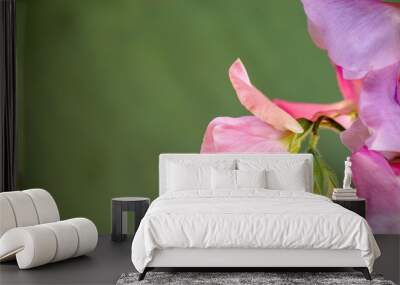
[0,235,133,285]
[1,235,399,285]
[374,235,400,284]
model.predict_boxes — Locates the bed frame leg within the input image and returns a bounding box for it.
[138,268,148,281]
[354,267,371,280]
[362,268,372,281]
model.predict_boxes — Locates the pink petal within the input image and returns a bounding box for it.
[302,0,400,79]
[359,63,400,158]
[340,119,370,152]
[229,59,303,134]
[200,116,288,153]
[352,147,400,234]
[391,161,400,176]
[335,65,361,104]
[334,115,354,130]
[273,99,355,128]
[200,117,226,153]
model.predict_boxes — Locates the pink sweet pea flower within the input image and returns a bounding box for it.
[358,63,400,159]
[228,59,303,134]
[339,65,400,234]
[201,60,296,153]
[201,59,358,154]
[272,65,359,129]
[351,147,400,234]
[200,116,289,153]
[273,99,355,129]
[301,0,400,79]
[335,65,361,104]
[340,119,370,153]
[229,59,356,130]
[302,0,400,157]
[340,64,400,159]
[304,0,400,234]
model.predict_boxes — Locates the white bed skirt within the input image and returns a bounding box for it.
[148,248,366,268]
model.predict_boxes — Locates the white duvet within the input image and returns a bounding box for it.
[131,190,380,272]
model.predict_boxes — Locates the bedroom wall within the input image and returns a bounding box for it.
[16,0,349,233]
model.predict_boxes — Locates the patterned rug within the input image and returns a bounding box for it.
[116,271,396,285]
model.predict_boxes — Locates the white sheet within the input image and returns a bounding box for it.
[131,190,380,273]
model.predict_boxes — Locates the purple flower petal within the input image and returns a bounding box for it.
[352,147,400,234]
[302,0,400,79]
[359,63,400,159]
[340,118,370,152]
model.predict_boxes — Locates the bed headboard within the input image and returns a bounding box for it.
[159,153,314,195]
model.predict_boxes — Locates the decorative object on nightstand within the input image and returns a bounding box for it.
[332,188,358,200]
[332,157,366,218]
[332,198,366,218]
[342,157,353,190]
[332,157,358,200]
[111,197,150,242]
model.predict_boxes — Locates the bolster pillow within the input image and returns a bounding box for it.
[0,218,98,269]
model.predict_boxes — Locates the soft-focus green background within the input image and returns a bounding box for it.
[16,0,349,233]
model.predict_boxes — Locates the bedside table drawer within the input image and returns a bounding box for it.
[332,199,366,218]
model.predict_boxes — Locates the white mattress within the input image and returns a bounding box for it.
[131,190,380,273]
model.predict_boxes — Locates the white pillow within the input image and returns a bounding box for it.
[167,163,209,191]
[211,169,268,190]
[167,160,235,191]
[211,168,236,190]
[267,167,306,191]
[238,159,307,191]
[236,169,267,189]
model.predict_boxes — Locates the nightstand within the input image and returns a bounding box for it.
[332,198,366,218]
[111,197,150,242]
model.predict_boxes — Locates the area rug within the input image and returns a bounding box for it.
[116,272,396,285]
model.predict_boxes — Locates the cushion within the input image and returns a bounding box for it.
[211,169,268,190]
[238,159,307,191]
[24,189,60,224]
[0,189,98,269]
[0,189,60,237]
[0,226,58,269]
[0,196,17,237]
[0,218,98,269]
[42,221,79,262]
[67,218,98,257]
[167,160,235,191]
[167,163,210,191]
[211,168,236,190]
[0,191,39,227]
[236,169,267,189]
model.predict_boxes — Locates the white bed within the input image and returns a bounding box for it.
[131,154,380,280]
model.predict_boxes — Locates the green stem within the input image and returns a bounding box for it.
[305,116,340,197]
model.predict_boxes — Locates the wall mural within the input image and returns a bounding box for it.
[200,0,400,234]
